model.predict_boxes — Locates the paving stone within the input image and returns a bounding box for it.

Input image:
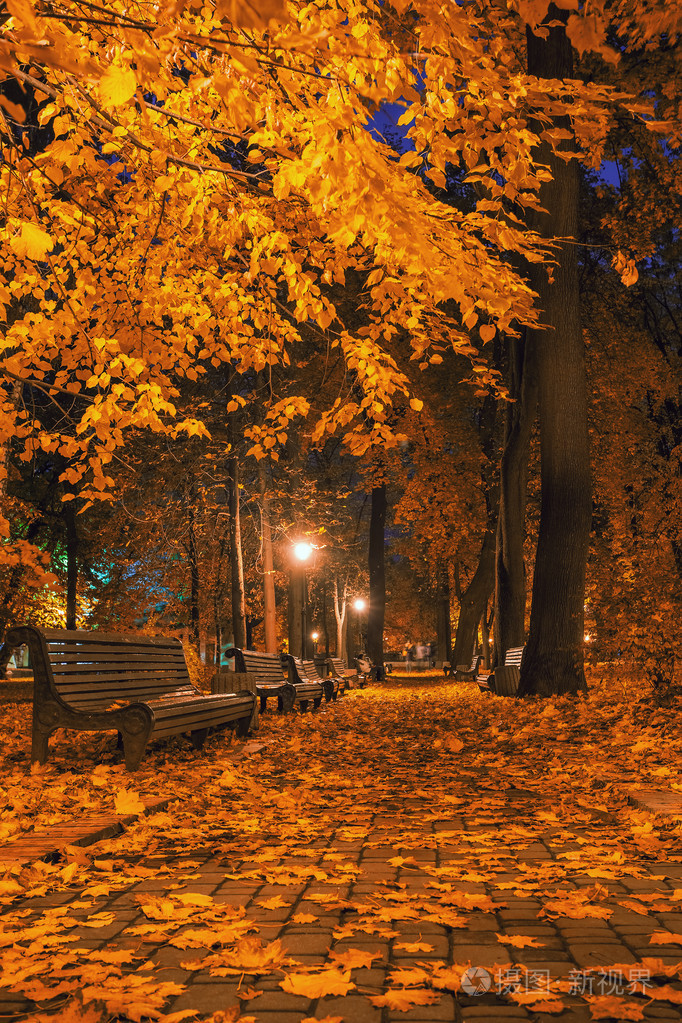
[279,930,334,955]
[246,989,312,1011]
[462,1008,530,1020]
[168,983,241,1013]
[316,994,383,1022]
[385,992,458,1020]
[564,944,638,966]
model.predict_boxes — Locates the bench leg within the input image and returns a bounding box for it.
[299,699,309,712]
[31,726,50,765]
[322,680,334,703]
[279,686,296,714]
[235,714,250,738]
[313,696,322,710]
[121,734,147,771]
[190,727,209,749]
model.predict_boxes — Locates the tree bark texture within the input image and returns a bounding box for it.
[187,499,200,648]
[258,462,278,653]
[228,415,247,650]
[451,521,496,668]
[518,13,591,696]
[494,332,537,662]
[367,483,386,667]
[436,560,452,664]
[65,502,78,630]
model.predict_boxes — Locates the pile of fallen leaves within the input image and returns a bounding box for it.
[1,667,681,1022]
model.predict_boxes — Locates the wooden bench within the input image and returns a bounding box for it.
[289,656,337,704]
[354,655,373,687]
[479,646,525,696]
[6,625,256,771]
[455,654,482,681]
[325,656,358,691]
[224,648,296,713]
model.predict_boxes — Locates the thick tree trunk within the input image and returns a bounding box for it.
[451,522,496,668]
[334,576,348,659]
[494,332,537,662]
[435,560,452,664]
[227,427,247,649]
[288,565,306,658]
[518,13,591,696]
[187,501,200,649]
[367,483,386,669]
[64,502,78,630]
[258,462,277,653]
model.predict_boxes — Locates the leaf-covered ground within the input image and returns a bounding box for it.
[1,670,682,1022]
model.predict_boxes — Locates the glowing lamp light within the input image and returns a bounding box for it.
[311,631,319,641]
[354,598,366,612]
[584,633,592,643]
[293,542,313,562]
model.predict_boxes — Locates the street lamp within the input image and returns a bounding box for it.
[353,597,367,657]
[288,541,313,660]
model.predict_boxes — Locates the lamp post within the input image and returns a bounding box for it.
[353,597,366,656]
[288,541,313,660]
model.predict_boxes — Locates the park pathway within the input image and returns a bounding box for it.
[2,673,682,1022]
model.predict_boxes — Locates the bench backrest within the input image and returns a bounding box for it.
[8,625,195,711]
[504,646,525,668]
[226,648,289,685]
[292,657,324,683]
[330,656,352,674]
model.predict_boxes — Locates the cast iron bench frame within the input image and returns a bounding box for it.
[7,625,256,771]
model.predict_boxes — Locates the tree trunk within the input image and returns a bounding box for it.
[367,483,386,669]
[451,521,496,668]
[334,575,348,659]
[258,462,277,653]
[187,500,200,649]
[435,560,452,664]
[288,564,306,658]
[494,332,537,662]
[64,502,78,629]
[227,419,247,649]
[518,11,591,696]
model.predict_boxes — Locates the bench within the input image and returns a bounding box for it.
[6,625,256,771]
[455,654,482,681]
[289,656,337,704]
[354,655,374,687]
[224,648,296,713]
[325,655,359,691]
[479,646,525,696]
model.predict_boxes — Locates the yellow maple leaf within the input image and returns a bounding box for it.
[496,933,545,948]
[279,969,355,998]
[256,895,291,910]
[291,912,318,924]
[586,995,645,1020]
[328,948,382,970]
[650,931,682,945]
[10,222,54,261]
[393,940,435,953]
[114,789,145,815]
[301,1018,343,1023]
[98,65,137,109]
[370,988,441,1010]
